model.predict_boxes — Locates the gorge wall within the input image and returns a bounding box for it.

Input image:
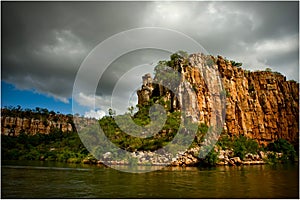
[137,53,299,147]
[1,114,74,136]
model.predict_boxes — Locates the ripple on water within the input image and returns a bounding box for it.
[1,161,299,198]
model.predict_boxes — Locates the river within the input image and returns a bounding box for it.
[1,160,299,198]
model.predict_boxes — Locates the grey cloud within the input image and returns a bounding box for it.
[97,49,170,97]
[2,2,151,102]
[2,1,299,108]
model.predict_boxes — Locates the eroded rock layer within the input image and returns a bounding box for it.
[1,115,74,136]
[137,53,299,147]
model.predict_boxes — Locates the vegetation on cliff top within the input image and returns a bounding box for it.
[2,106,68,119]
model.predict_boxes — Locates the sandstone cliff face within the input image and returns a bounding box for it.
[1,113,100,136]
[137,53,299,147]
[1,115,74,136]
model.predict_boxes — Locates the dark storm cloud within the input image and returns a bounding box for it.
[150,1,299,77]
[2,1,299,112]
[96,49,170,97]
[2,1,149,103]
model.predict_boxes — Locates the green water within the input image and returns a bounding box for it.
[1,160,299,198]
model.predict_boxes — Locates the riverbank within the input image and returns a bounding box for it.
[80,147,293,167]
[2,130,298,167]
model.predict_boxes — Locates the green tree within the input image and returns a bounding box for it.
[127,106,134,116]
[230,60,242,67]
[267,139,296,162]
[108,108,116,117]
[265,67,272,72]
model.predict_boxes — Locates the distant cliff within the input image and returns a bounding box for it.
[137,53,299,147]
[1,107,100,136]
[1,110,74,136]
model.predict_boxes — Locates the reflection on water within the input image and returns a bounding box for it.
[1,160,299,198]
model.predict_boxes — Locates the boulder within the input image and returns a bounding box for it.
[103,152,112,159]
[259,151,267,160]
[230,157,242,165]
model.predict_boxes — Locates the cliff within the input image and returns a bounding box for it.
[1,114,74,136]
[137,53,299,147]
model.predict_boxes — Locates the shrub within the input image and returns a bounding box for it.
[230,60,242,67]
[266,152,277,165]
[232,135,259,160]
[200,145,219,166]
[233,140,247,159]
[20,149,40,160]
[3,149,20,160]
[267,139,297,162]
[217,134,232,150]
[265,67,272,72]
[205,150,219,166]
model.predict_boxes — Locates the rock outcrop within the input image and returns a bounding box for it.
[137,53,299,147]
[137,73,154,106]
[1,114,74,136]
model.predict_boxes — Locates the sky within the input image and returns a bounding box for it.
[1,1,299,119]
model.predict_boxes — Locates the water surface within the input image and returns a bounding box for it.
[1,160,299,198]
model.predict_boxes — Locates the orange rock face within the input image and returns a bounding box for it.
[137,53,299,147]
[1,115,74,136]
[215,56,299,147]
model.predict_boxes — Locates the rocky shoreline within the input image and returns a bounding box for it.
[81,147,283,167]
